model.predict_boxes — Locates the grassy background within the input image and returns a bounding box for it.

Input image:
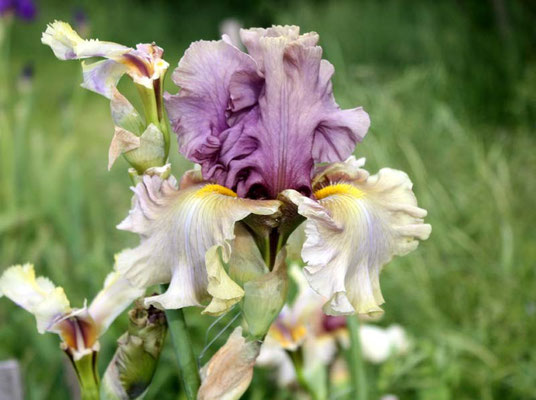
[0,0,535,398]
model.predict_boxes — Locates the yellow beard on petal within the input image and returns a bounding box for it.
[290,324,307,344]
[269,322,307,349]
[196,184,238,198]
[314,183,364,200]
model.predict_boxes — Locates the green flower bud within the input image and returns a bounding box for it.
[242,249,288,339]
[101,301,167,400]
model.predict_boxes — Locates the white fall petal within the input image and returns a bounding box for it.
[116,172,280,313]
[0,264,70,333]
[88,271,145,334]
[283,157,431,316]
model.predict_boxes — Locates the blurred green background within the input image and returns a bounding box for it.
[0,0,535,399]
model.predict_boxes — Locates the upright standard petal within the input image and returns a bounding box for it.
[164,40,260,168]
[283,157,431,315]
[165,26,369,198]
[0,264,70,333]
[116,172,280,312]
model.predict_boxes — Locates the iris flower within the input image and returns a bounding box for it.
[256,265,409,387]
[115,26,430,317]
[41,21,170,171]
[0,264,143,360]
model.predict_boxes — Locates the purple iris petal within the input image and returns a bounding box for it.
[0,0,12,15]
[15,0,36,21]
[1,0,36,20]
[165,26,370,199]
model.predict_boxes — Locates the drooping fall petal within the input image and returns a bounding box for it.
[282,157,431,315]
[116,172,280,313]
[88,271,145,335]
[0,264,70,333]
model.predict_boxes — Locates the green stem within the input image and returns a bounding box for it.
[163,305,200,400]
[347,315,367,400]
[290,350,321,400]
[135,83,160,127]
[73,353,100,400]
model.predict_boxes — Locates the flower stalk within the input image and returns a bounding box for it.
[72,353,100,400]
[347,315,367,400]
[163,299,200,400]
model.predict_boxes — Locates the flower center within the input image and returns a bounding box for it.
[314,183,364,200]
[196,184,238,198]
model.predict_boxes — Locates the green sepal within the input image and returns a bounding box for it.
[241,249,289,339]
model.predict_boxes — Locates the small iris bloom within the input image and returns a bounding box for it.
[0,264,143,360]
[256,266,409,386]
[41,21,170,171]
[117,26,430,318]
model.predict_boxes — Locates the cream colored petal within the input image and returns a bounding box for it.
[198,327,261,400]
[41,20,84,60]
[256,336,296,386]
[202,246,246,316]
[88,271,145,335]
[108,126,140,170]
[41,21,128,61]
[303,335,338,366]
[116,175,280,312]
[0,264,70,333]
[41,21,127,62]
[282,161,431,316]
[359,325,395,363]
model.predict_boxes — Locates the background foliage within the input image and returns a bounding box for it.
[0,0,534,399]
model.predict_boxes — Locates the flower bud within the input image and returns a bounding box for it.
[100,300,167,400]
[241,248,288,339]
